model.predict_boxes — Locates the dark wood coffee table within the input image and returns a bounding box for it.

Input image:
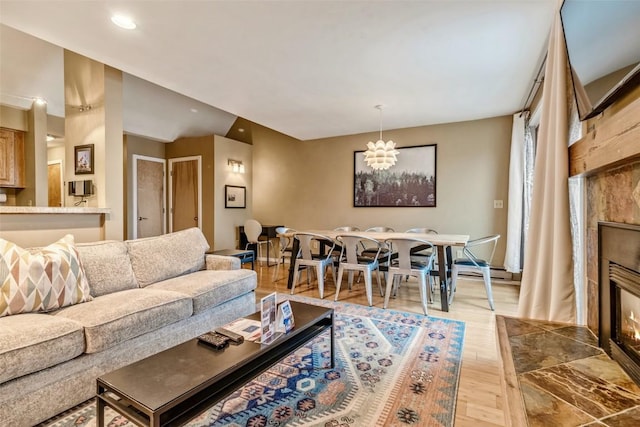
[96,301,333,427]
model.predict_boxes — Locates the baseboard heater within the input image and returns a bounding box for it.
[457,266,514,281]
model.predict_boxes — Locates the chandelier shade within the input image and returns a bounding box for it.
[363,105,398,170]
[364,139,399,170]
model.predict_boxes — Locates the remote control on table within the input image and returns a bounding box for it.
[215,327,244,344]
[198,332,229,350]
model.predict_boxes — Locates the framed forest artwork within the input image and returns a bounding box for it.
[354,144,436,207]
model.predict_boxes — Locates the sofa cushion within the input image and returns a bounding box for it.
[147,269,257,314]
[76,240,138,297]
[0,235,92,317]
[0,313,84,384]
[52,288,192,353]
[206,254,240,270]
[126,227,210,287]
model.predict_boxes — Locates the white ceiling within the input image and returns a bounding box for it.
[0,0,559,141]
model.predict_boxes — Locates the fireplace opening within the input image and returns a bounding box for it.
[610,263,640,380]
[599,222,640,386]
[619,286,640,359]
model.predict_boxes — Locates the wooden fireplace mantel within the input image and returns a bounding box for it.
[569,95,640,177]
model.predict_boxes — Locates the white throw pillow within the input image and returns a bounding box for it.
[0,235,92,317]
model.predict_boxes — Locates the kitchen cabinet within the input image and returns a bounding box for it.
[0,127,25,188]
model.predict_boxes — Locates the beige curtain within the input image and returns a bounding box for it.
[517,12,576,322]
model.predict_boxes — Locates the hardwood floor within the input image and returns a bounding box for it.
[251,263,520,426]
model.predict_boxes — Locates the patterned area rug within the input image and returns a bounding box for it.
[41,295,465,427]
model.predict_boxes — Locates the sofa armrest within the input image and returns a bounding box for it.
[205,254,240,270]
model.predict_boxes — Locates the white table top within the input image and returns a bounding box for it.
[282,229,469,247]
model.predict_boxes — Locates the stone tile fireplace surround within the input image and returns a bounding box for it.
[597,222,640,386]
[587,161,640,344]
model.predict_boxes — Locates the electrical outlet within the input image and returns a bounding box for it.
[312,240,319,250]
[494,199,503,209]
[457,250,463,258]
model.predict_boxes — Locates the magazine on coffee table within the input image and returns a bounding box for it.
[260,292,277,344]
[276,299,295,333]
[222,318,262,342]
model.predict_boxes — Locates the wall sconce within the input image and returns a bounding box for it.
[228,159,245,174]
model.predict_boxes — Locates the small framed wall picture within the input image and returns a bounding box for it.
[225,185,246,208]
[74,144,94,175]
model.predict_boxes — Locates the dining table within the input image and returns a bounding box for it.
[282,229,469,312]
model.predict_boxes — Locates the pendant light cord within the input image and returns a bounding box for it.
[376,104,384,140]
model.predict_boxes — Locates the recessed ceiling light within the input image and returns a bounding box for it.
[111,14,136,30]
[190,108,198,113]
[238,128,245,133]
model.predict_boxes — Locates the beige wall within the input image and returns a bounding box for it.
[0,212,105,247]
[253,115,512,266]
[63,52,124,239]
[17,102,48,207]
[213,135,252,250]
[251,124,302,225]
[48,114,64,137]
[0,105,28,131]
[1,89,512,264]
[103,66,125,240]
[63,50,104,209]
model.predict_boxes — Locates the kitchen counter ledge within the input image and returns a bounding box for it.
[0,206,111,214]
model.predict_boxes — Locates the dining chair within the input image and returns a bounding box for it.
[405,228,438,286]
[290,232,337,299]
[333,226,360,232]
[244,219,275,267]
[384,237,436,315]
[349,226,396,286]
[361,226,395,259]
[334,234,385,306]
[405,227,438,234]
[331,226,360,258]
[272,226,297,281]
[451,234,500,311]
[365,226,395,233]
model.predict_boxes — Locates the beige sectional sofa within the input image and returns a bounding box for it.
[0,227,257,426]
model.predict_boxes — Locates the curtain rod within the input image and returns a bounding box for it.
[519,52,548,117]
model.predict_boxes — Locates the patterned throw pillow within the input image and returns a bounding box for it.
[0,235,92,317]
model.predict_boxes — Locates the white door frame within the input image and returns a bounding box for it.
[47,159,64,207]
[168,156,202,232]
[132,155,167,239]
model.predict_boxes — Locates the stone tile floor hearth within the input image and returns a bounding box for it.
[496,316,640,426]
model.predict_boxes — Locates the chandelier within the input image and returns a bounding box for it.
[363,105,399,170]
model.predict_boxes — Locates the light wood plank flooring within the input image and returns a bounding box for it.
[251,263,520,426]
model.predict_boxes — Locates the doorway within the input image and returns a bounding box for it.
[132,155,166,239]
[47,160,63,207]
[168,156,202,233]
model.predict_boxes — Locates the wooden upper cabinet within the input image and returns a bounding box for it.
[0,127,25,188]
